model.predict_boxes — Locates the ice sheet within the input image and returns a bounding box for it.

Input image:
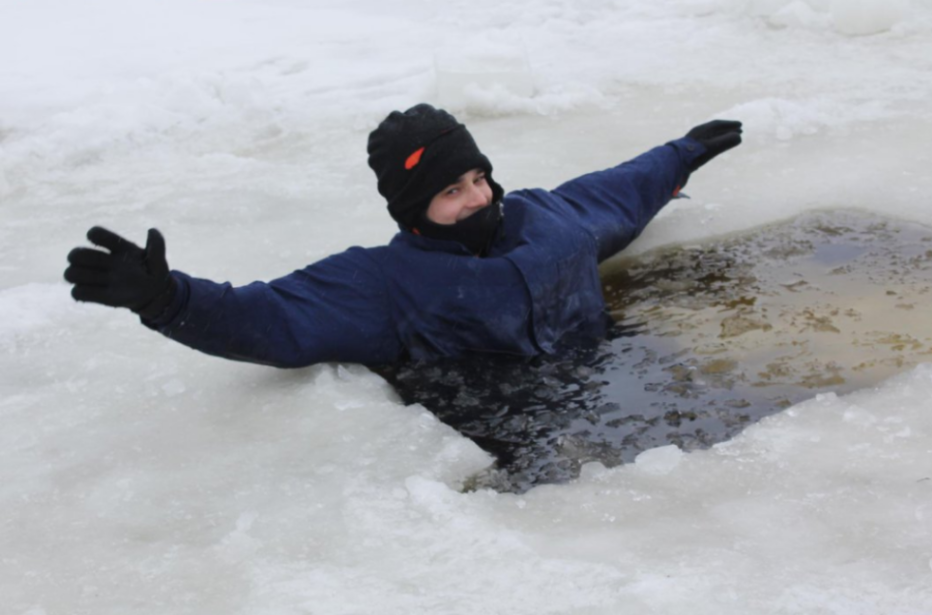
[3,0,932,612]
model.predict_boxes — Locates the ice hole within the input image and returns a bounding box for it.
[375,210,932,492]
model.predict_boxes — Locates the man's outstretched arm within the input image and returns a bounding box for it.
[65,228,402,368]
[552,120,743,261]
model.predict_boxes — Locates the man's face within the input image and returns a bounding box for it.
[425,168,493,225]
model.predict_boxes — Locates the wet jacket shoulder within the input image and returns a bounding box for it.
[145,139,705,367]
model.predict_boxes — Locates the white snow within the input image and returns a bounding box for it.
[634,444,687,475]
[2,0,932,612]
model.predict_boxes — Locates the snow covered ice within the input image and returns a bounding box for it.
[3,0,932,613]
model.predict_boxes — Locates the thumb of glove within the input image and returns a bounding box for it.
[134,228,177,320]
[144,228,169,278]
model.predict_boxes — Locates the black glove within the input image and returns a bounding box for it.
[684,119,743,172]
[65,226,177,321]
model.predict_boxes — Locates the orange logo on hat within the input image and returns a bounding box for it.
[405,147,425,170]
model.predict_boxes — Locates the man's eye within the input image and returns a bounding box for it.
[475,176,487,184]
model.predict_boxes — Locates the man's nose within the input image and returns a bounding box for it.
[466,184,488,208]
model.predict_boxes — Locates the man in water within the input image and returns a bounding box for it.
[64,104,741,367]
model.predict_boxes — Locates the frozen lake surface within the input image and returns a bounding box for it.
[3,0,932,613]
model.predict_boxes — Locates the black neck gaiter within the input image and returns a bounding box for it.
[415,202,503,257]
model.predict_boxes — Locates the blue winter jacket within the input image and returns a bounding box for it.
[146,139,705,367]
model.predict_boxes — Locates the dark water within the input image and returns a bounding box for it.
[375,210,932,492]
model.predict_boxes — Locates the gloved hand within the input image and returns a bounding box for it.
[684,120,743,172]
[65,226,177,320]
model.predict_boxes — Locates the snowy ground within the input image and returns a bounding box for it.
[3,0,932,613]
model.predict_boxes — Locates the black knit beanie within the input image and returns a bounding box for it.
[367,104,504,229]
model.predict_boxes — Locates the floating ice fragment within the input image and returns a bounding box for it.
[635,445,684,475]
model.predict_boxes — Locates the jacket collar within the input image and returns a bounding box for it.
[390,226,476,256]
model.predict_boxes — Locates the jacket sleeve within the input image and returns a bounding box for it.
[550,138,706,262]
[143,247,403,368]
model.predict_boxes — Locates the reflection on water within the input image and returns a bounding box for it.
[375,210,932,492]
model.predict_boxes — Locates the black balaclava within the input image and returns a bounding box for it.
[367,103,505,255]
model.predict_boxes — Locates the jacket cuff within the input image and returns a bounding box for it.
[664,137,707,190]
[140,271,190,330]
